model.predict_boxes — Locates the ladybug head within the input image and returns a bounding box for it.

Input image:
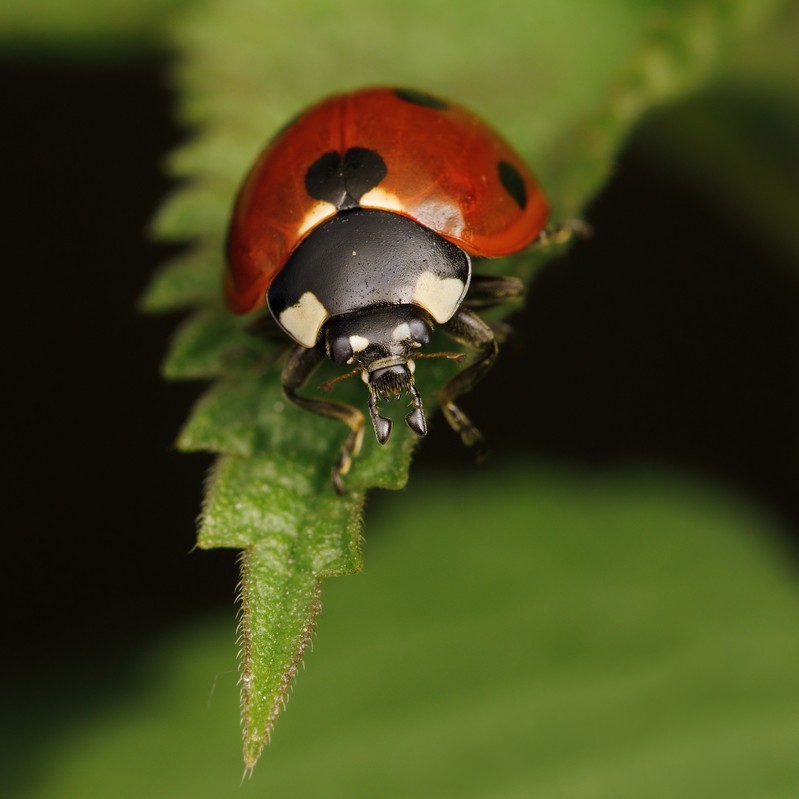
[325,306,432,444]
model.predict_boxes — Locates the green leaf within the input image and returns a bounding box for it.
[138,247,222,314]
[632,3,799,270]
[144,0,790,768]
[19,465,799,796]
[0,0,194,56]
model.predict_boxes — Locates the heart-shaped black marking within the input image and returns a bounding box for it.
[305,147,388,210]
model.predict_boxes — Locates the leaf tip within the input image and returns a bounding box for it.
[238,549,324,771]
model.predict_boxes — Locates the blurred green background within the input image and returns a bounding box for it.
[13,467,799,797]
[2,0,798,796]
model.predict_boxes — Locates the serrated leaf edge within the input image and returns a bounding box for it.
[237,547,323,773]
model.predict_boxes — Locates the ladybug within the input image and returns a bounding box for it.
[226,87,555,492]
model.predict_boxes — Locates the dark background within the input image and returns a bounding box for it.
[2,57,798,724]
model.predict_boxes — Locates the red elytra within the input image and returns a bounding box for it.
[225,87,549,315]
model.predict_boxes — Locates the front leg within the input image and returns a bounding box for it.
[439,308,498,459]
[281,344,365,494]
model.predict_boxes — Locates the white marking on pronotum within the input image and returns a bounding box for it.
[279,292,328,348]
[391,322,411,341]
[359,187,406,213]
[412,272,466,323]
[349,335,370,353]
[296,201,336,238]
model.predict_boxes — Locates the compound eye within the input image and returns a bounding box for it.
[329,335,353,365]
[408,317,431,346]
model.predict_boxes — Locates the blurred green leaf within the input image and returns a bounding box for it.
[20,465,799,797]
[140,0,791,767]
[633,2,799,269]
[0,0,194,56]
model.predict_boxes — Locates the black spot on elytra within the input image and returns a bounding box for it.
[305,147,387,210]
[498,161,527,209]
[394,88,449,110]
